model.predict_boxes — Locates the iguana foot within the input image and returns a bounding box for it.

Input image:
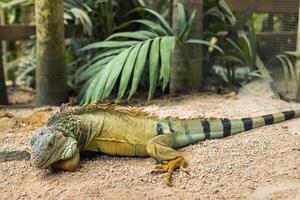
[154,156,188,186]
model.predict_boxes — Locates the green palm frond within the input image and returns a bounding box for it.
[64,0,93,36]
[78,3,224,104]
[276,54,298,84]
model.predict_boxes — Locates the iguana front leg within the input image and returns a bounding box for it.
[51,149,80,171]
[146,135,188,186]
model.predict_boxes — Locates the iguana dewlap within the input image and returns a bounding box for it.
[29,103,300,186]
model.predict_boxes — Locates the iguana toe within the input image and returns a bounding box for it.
[154,156,188,186]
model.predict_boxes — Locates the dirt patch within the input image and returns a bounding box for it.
[7,86,35,105]
[0,93,299,200]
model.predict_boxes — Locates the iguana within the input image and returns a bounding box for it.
[29,103,300,186]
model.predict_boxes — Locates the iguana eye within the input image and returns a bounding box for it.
[48,141,54,147]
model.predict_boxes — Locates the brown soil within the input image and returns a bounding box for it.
[0,93,299,200]
[7,85,35,105]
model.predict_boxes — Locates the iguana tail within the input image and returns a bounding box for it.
[167,109,300,148]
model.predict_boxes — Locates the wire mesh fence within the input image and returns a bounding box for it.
[251,0,299,99]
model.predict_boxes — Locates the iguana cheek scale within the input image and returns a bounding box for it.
[29,103,300,186]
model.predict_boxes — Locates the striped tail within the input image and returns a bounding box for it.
[162,110,300,148]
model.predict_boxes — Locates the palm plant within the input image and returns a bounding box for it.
[203,0,262,91]
[64,0,93,36]
[276,52,298,92]
[218,23,257,69]
[77,3,223,104]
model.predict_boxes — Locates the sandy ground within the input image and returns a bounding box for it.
[0,93,300,200]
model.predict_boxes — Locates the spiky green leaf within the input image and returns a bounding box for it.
[226,38,243,54]
[117,43,142,101]
[186,39,224,54]
[101,48,133,99]
[160,37,176,91]
[77,56,114,84]
[106,31,158,41]
[129,7,174,35]
[181,9,196,41]
[80,41,138,51]
[148,38,160,99]
[176,3,186,36]
[129,40,151,98]
[276,55,291,89]
[117,19,167,36]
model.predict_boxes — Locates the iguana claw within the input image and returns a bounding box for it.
[154,156,188,186]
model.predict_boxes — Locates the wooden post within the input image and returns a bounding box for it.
[0,43,8,105]
[0,8,7,80]
[170,0,203,94]
[295,2,300,100]
[35,0,68,106]
[0,8,8,105]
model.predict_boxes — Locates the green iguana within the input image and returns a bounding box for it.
[29,103,300,186]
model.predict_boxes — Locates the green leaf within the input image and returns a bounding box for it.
[148,38,160,100]
[186,39,224,54]
[117,19,168,36]
[160,37,176,91]
[239,35,251,63]
[90,48,125,63]
[248,23,257,68]
[117,43,142,100]
[282,55,297,82]
[101,48,133,99]
[106,30,158,41]
[226,38,243,55]
[68,7,93,36]
[75,48,125,78]
[181,9,196,41]
[176,3,186,36]
[89,49,128,101]
[129,7,174,35]
[129,40,151,99]
[178,23,190,42]
[83,72,103,104]
[136,0,146,6]
[285,51,300,57]
[77,56,114,83]
[76,49,122,76]
[78,78,93,105]
[79,41,138,51]
[276,55,290,88]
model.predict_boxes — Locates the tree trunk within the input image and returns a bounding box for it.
[35,0,68,106]
[0,43,8,105]
[170,0,203,94]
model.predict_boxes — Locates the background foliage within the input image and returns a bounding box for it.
[1,0,265,103]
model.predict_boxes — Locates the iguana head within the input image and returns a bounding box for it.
[29,127,78,169]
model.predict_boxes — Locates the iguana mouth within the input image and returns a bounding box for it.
[35,154,52,169]
[31,148,56,169]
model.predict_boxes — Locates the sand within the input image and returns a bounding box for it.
[0,93,299,200]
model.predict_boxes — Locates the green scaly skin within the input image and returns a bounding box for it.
[29,103,300,185]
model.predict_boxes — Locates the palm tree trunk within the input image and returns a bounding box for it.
[170,0,203,94]
[0,43,8,105]
[35,0,68,106]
